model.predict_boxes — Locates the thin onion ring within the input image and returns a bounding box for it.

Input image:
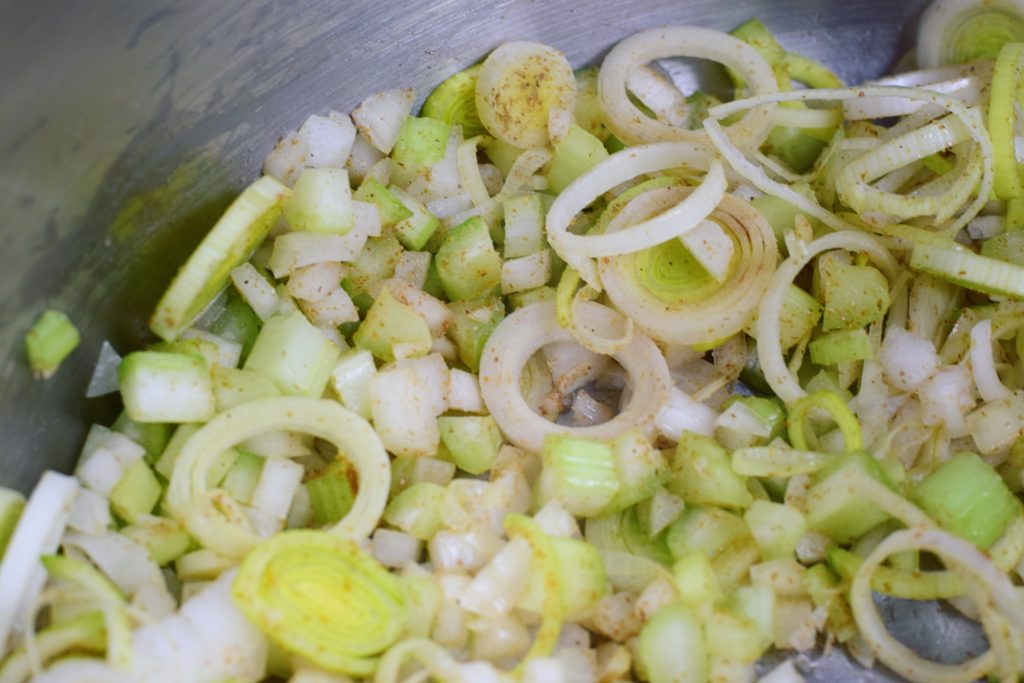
[479,301,671,452]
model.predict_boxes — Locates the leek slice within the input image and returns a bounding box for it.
[166,398,390,559]
[987,42,1024,198]
[503,514,564,669]
[911,241,1024,299]
[917,0,1024,68]
[422,63,485,137]
[232,530,406,675]
[151,176,289,341]
[787,390,863,453]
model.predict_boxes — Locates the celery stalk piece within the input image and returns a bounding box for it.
[603,429,670,514]
[222,451,265,505]
[808,328,873,365]
[669,431,752,509]
[390,116,450,185]
[746,284,822,351]
[111,411,171,465]
[446,297,505,372]
[211,365,282,412]
[149,336,222,368]
[666,507,749,562]
[911,452,1019,548]
[672,552,723,607]
[284,167,354,234]
[342,235,404,304]
[437,416,503,475]
[539,434,620,517]
[0,489,25,560]
[421,64,485,137]
[329,349,377,420]
[121,516,192,565]
[805,451,893,543]
[517,535,607,618]
[482,137,524,177]
[436,216,503,301]
[307,460,356,527]
[118,351,216,423]
[108,459,162,523]
[731,18,786,67]
[546,124,610,194]
[750,183,818,247]
[353,289,432,362]
[743,500,806,560]
[705,606,766,663]
[636,602,708,683]
[388,186,441,251]
[209,290,262,362]
[820,258,890,331]
[25,310,80,379]
[151,176,289,341]
[353,177,413,228]
[244,312,340,397]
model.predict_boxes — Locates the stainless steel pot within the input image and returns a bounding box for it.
[1,0,962,679]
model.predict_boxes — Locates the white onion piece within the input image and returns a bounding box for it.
[480,301,671,452]
[0,471,78,650]
[448,368,485,414]
[62,531,164,596]
[705,86,994,236]
[459,537,532,617]
[371,366,441,458]
[626,65,690,128]
[843,62,992,120]
[86,341,122,398]
[919,365,974,438]
[970,319,1012,402]
[654,387,718,440]
[298,113,356,169]
[457,136,492,207]
[850,527,1024,683]
[350,88,415,155]
[879,327,938,392]
[250,457,304,521]
[756,231,898,404]
[772,106,843,129]
[546,141,724,287]
[598,26,777,148]
[67,487,112,536]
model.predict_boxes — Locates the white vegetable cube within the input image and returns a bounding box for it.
[346,132,385,184]
[244,312,341,397]
[370,528,422,568]
[181,329,243,369]
[299,112,356,168]
[503,194,545,258]
[77,448,124,498]
[501,250,552,294]
[655,387,718,440]
[67,487,112,535]
[299,287,359,327]
[351,87,416,154]
[284,167,354,235]
[330,349,377,420]
[269,231,368,277]
[262,131,308,186]
[250,457,304,522]
[370,366,440,457]
[394,251,432,290]
[118,351,216,423]
[353,200,383,237]
[879,327,938,392]
[395,352,450,416]
[230,262,279,321]
[286,261,349,303]
[448,368,485,414]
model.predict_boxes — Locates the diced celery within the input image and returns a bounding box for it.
[118,351,216,423]
[389,187,441,251]
[666,507,749,562]
[108,459,162,523]
[436,217,503,301]
[307,460,355,527]
[808,328,873,365]
[390,116,450,185]
[447,297,505,372]
[25,309,80,378]
[154,423,201,479]
[421,64,485,137]
[244,312,340,397]
[122,516,192,565]
[0,488,26,559]
[507,285,557,310]
[746,284,822,351]
[518,537,607,617]
[806,451,893,543]
[636,602,708,683]
[383,482,446,541]
[820,257,890,332]
[211,365,282,412]
[284,167,354,234]
[342,235,404,302]
[353,289,432,362]
[546,124,609,194]
[329,348,377,419]
[766,126,830,174]
[437,416,503,475]
[672,552,722,607]
[353,177,413,227]
[222,451,265,504]
[539,434,620,517]
[743,500,806,560]
[112,412,171,465]
[669,432,752,509]
[705,606,766,663]
[911,452,1019,548]
[149,337,221,368]
[725,585,775,655]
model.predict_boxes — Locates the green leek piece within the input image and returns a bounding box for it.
[539,434,620,517]
[669,432,752,509]
[828,546,964,600]
[0,611,106,682]
[232,530,407,676]
[435,217,503,301]
[746,284,822,352]
[988,42,1024,199]
[212,365,282,412]
[731,18,786,67]
[519,536,607,617]
[482,137,524,178]
[911,241,1024,299]
[705,606,765,663]
[666,507,749,562]
[383,482,446,540]
[808,328,873,365]
[118,351,216,423]
[743,500,806,560]
[929,6,1024,65]
[25,310,80,378]
[222,451,265,504]
[1008,198,1024,229]
[175,548,235,581]
[636,602,708,683]
[672,552,723,607]
[421,64,485,137]
[353,177,413,228]
[0,488,26,559]
[911,452,1019,548]
[573,67,610,141]
[151,176,288,341]
[109,459,162,523]
[390,116,450,187]
[244,312,339,397]
[820,258,890,332]
[307,460,356,527]
[352,289,431,362]
[437,416,503,475]
[803,564,857,643]
[447,297,505,372]
[343,235,404,303]
[154,423,201,479]
[112,411,171,465]
[330,348,377,420]
[546,124,610,194]
[210,290,262,363]
[604,429,670,514]
[285,167,354,234]
[981,229,1024,266]
[122,516,192,565]
[806,451,893,543]
[722,396,786,442]
[504,514,565,664]
[787,390,863,453]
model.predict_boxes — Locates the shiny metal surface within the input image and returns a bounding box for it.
[0,0,945,679]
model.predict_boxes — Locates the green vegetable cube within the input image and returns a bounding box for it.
[436,217,503,301]
[539,434,620,517]
[244,312,340,396]
[25,310,80,378]
[437,416,503,474]
[109,459,162,523]
[806,451,893,543]
[118,351,216,423]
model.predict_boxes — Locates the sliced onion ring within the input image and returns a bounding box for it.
[546,141,724,287]
[479,301,671,452]
[843,62,992,120]
[598,26,777,148]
